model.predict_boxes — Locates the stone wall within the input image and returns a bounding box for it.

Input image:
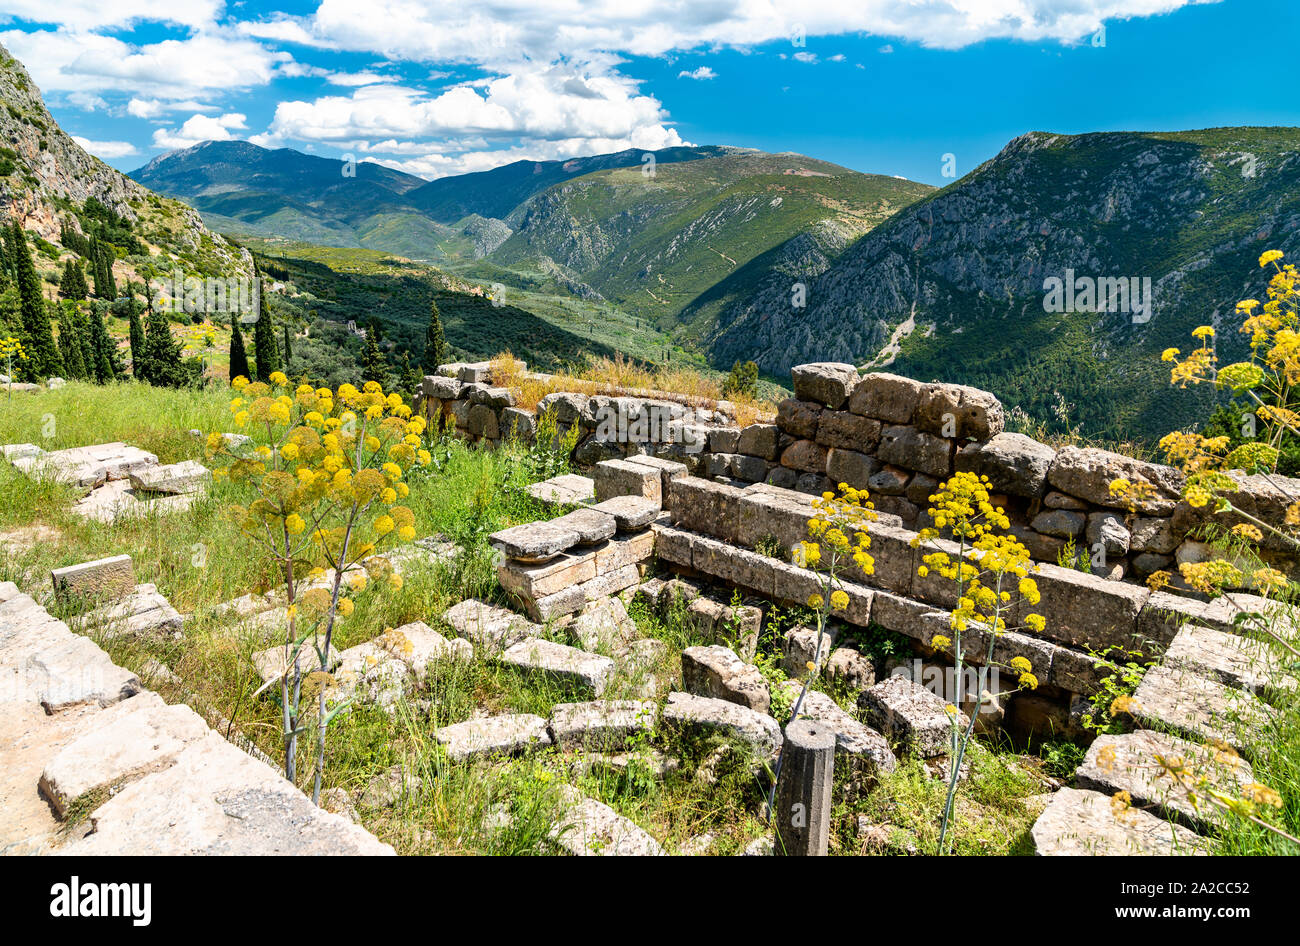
[425,360,1300,590]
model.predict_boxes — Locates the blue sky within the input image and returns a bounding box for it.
[2,0,1296,185]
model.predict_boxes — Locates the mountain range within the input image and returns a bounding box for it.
[7,26,1297,442]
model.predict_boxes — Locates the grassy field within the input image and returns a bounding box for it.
[0,381,1107,854]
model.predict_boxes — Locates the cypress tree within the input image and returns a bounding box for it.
[141,310,185,387]
[75,310,95,381]
[87,306,115,382]
[398,351,420,397]
[361,332,385,386]
[282,321,293,375]
[128,304,147,381]
[59,260,87,300]
[94,240,117,300]
[8,222,61,380]
[423,297,445,372]
[252,289,280,380]
[57,308,86,380]
[228,317,250,383]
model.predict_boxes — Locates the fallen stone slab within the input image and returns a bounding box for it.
[12,442,159,489]
[858,675,965,758]
[80,583,184,640]
[128,459,211,495]
[52,732,394,855]
[435,714,553,761]
[526,473,595,507]
[589,495,660,531]
[1132,665,1277,753]
[71,478,204,524]
[570,596,637,653]
[550,785,664,856]
[1031,787,1211,855]
[681,644,770,713]
[51,554,135,601]
[499,637,616,696]
[574,749,680,780]
[779,682,896,779]
[661,691,782,757]
[0,443,43,461]
[39,701,211,818]
[489,520,581,563]
[209,592,277,621]
[370,621,473,680]
[443,598,538,653]
[1075,730,1254,833]
[548,699,657,750]
[550,507,617,545]
[1162,625,1295,695]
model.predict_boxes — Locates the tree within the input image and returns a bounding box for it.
[141,310,186,387]
[91,238,116,300]
[252,288,280,381]
[722,360,759,399]
[7,221,61,380]
[86,305,117,383]
[56,307,86,380]
[361,332,386,386]
[423,297,445,372]
[398,351,420,398]
[59,260,87,300]
[229,316,250,382]
[282,321,293,375]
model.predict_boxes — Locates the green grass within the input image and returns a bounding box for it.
[1,380,1062,854]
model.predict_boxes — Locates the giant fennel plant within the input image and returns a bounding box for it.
[207,373,432,803]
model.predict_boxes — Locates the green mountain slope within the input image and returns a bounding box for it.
[0,43,249,279]
[489,152,934,327]
[696,128,1300,440]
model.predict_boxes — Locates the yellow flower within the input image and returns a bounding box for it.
[829,589,849,612]
[931,634,951,650]
[280,442,299,461]
[374,514,395,536]
[807,593,824,609]
[1009,655,1032,673]
[398,525,416,541]
[285,513,306,535]
[1259,249,1284,267]
[337,597,354,617]
[269,371,288,385]
[388,573,404,591]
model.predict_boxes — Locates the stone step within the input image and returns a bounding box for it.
[1031,787,1212,855]
[549,785,664,856]
[1074,730,1254,834]
[39,700,210,818]
[1132,665,1278,754]
[1162,624,1295,696]
[53,731,393,855]
[435,714,553,761]
[498,637,616,697]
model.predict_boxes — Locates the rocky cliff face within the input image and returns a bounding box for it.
[701,129,1300,438]
[0,42,248,275]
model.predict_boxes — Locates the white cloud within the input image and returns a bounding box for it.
[71,136,139,158]
[678,66,716,80]
[151,112,248,150]
[0,0,220,30]
[0,28,289,100]
[262,65,684,161]
[127,97,220,119]
[239,1,1222,59]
